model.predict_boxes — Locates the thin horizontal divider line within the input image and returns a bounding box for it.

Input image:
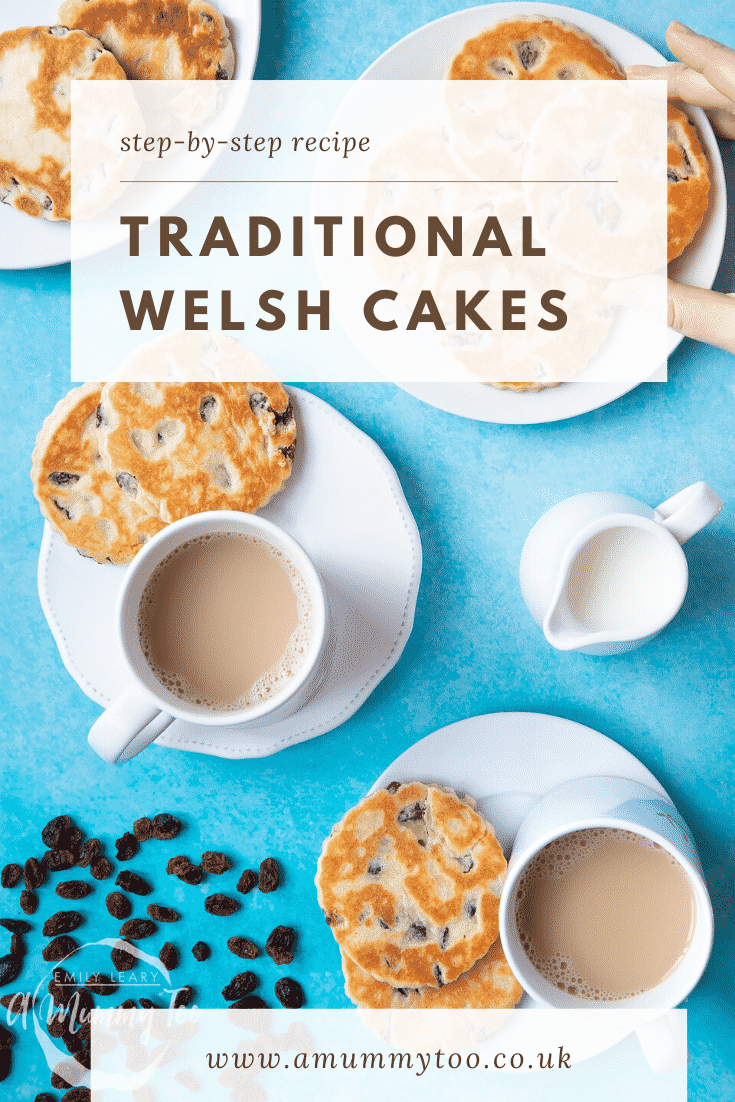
[118,179,619,184]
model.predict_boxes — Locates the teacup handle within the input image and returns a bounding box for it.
[654,481,723,544]
[635,1012,688,1074]
[88,686,175,764]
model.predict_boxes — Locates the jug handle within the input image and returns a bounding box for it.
[654,482,723,544]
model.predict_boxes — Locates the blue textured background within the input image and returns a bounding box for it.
[0,2,733,1099]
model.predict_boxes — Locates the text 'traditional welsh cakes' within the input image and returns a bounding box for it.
[56,0,235,80]
[316,782,507,988]
[96,382,297,523]
[447,18,624,81]
[0,25,126,221]
[31,383,166,564]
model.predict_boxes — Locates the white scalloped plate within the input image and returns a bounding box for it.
[38,388,422,757]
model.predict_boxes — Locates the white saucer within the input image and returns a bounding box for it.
[38,388,422,758]
[358,2,727,424]
[369,711,672,1018]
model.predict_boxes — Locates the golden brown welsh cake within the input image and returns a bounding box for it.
[667,104,710,262]
[96,382,297,524]
[0,25,126,221]
[342,939,523,1009]
[447,17,624,81]
[316,782,507,989]
[31,384,166,564]
[56,0,235,79]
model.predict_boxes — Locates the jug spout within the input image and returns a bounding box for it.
[543,592,592,652]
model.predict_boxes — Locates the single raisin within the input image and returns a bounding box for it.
[0,955,21,986]
[90,858,113,881]
[159,942,178,970]
[221,972,257,1001]
[24,858,45,890]
[201,852,231,875]
[228,936,259,960]
[9,932,24,956]
[20,890,38,914]
[265,926,296,965]
[75,840,101,869]
[385,781,401,794]
[114,834,138,861]
[56,881,92,900]
[191,941,210,961]
[133,817,153,841]
[139,998,160,1009]
[274,978,304,1009]
[60,1090,91,1102]
[43,850,76,872]
[35,1093,57,1102]
[43,912,83,937]
[151,814,181,841]
[119,919,157,940]
[173,986,193,1008]
[236,869,258,894]
[258,858,279,894]
[85,974,118,996]
[51,1071,72,1089]
[1,993,34,1011]
[41,816,72,849]
[46,1015,69,1038]
[110,940,136,972]
[205,894,239,917]
[42,936,79,962]
[177,865,203,885]
[146,904,179,923]
[117,999,137,1010]
[115,871,151,895]
[229,995,268,1010]
[0,919,31,934]
[1,864,22,889]
[106,892,132,919]
[166,855,191,876]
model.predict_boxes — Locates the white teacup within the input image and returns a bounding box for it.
[88,511,330,763]
[498,776,714,1072]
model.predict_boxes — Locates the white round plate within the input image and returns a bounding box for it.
[37,388,422,758]
[0,0,260,271]
[368,711,674,1061]
[358,2,726,424]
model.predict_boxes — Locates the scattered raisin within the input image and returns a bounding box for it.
[265,926,296,965]
[43,850,76,872]
[166,856,191,876]
[258,858,279,894]
[110,940,136,972]
[385,781,401,794]
[35,1093,56,1102]
[229,995,268,1010]
[173,986,193,1008]
[236,869,258,895]
[56,881,92,900]
[85,974,118,996]
[76,840,101,868]
[1,865,22,889]
[146,904,179,923]
[20,890,38,914]
[60,1090,91,1102]
[0,993,34,1011]
[139,998,160,1009]
[117,999,137,1010]
[274,978,304,1008]
[0,955,21,986]
[205,894,239,916]
[114,834,138,862]
[90,858,113,881]
[177,864,203,885]
[115,871,151,895]
[0,919,31,934]
[106,892,132,919]
[43,912,83,937]
[133,817,153,841]
[120,919,157,940]
[41,816,72,849]
[201,852,231,875]
[228,936,259,960]
[42,936,79,962]
[151,814,181,841]
[51,1071,72,1089]
[46,1015,69,1038]
[222,972,258,1001]
[9,932,24,956]
[191,941,210,961]
[159,942,178,970]
[24,858,45,890]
